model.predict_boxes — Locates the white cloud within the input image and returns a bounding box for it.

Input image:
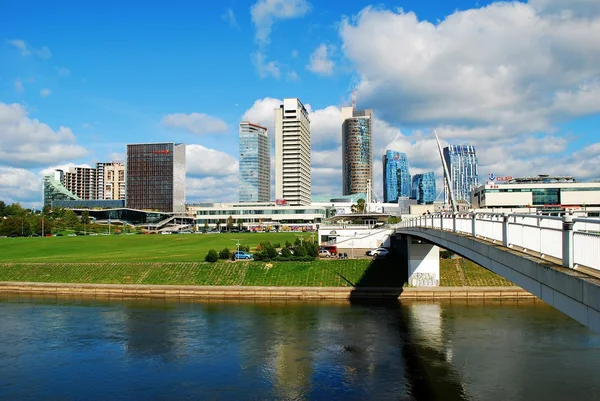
[340,3,600,133]
[38,163,93,178]
[286,71,299,81]
[56,67,71,76]
[162,112,228,135]
[222,8,239,28]
[187,175,239,204]
[186,144,238,177]
[252,52,280,79]
[14,79,23,93]
[530,0,600,17]
[8,39,51,59]
[241,97,282,136]
[251,0,311,46]
[0,103,88,168]
[0,166,42,206]
[40,88,51,97]
[307,44,334,76]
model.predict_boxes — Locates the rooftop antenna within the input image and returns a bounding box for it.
[351,89,356,110]
[434,129,457,213]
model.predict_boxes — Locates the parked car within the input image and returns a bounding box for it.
[318,249,331,258]
[367,247,389,257]
[233,251,253,260]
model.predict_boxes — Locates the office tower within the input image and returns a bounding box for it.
[96,162,126,200]
[443,145,478,203]
[126,143,186,213]
[62,167,97,199]
[274,98,311,206]
[341,107,373,195]
[382,150,411,202]
[411,172,437,204]
[239,122,271,202]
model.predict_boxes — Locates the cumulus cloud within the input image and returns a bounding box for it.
[186,144,238,177]
[0,103,88,168]
[252,52,281,79]
[162,112,228,135]
[340,3,600,133]
[307,44,335,76]
[187,175,240,204]
[251,0,311,46]
[0,166,42,206]
[8,39,51,59]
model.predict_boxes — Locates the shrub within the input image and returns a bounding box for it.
[440,250,454,259]
[239,245,250,252]
[219,247,231,260]
[280,247,292,257]
[285,240,292,249]
[205,249,218,263]
[273,242,281,249]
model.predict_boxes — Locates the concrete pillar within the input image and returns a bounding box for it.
[471,213,477,237]
[562,214,574,269]
[440,214,444,230]
[502,212,510,247]
[407,236,440,287]
[452,213,457,233]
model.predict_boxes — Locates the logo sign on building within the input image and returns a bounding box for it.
[153,150,170,155]
[275,199,287,206]
[489,173,512,184]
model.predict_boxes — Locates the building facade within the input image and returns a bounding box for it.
[443,145,478,204]
[239,122,270,202]
[411,172,437,204]
[382,150,411,202]
[62,167,97,200]
[126,143,186,213]
[43,170,80,207]
[341,107,373,195]
[96,162,126,200]
[275,98,311,206]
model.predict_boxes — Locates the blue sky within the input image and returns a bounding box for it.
[1,0,600,207]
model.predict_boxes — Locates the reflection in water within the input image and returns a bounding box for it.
[1,294,600,400]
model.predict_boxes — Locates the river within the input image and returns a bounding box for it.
[1,295,599,400]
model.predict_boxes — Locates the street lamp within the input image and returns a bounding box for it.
[295,234,304,247]
[232,239,241,260]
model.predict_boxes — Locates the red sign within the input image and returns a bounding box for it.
[276,199,287,206]
[495,176,512,182]
[153,150,170,155]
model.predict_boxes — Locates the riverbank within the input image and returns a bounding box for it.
[0,282,535,300]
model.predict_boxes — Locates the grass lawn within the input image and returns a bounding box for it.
[439,258,515,287]
[0,232,308,263]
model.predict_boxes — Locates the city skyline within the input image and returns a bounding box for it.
[2,0,600,208]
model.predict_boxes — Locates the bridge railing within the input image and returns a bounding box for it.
[399,212,600,271]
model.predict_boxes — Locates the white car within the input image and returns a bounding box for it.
[368,247,389,257]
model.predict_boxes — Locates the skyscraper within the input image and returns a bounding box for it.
[382,150,411,202]
[96,162,126,200]
[62,167,97,200]
[341,107,372,195]
[411,172,437,204]
[239,121,270,202]
[274,98,311,206]
[126,142,186,213]
[443,145,478,203]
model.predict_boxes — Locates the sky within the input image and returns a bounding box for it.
[1,0,600,208]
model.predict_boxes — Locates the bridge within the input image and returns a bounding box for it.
[395,212,600,332]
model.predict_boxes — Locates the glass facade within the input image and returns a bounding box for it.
[43,174,80,207]
[342,109,372,195]
[411,172,437,204]
[382,150,411,202]
[126,143,186,213]
[239,122,270,202]
[443,145,479,203]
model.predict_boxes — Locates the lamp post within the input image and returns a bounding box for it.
[232,239,241,260]
[295,234,304,247]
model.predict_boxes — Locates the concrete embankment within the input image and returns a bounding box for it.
[0,282,536,300]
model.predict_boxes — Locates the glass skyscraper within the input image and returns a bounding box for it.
[342,107,373,195]
[382,150,411,202]
[411,172,436,204]
[443,145,479,203]
[239,122,270,202]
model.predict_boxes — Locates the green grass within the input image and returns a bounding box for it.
[439,258,515,287]
[0,232,306,263]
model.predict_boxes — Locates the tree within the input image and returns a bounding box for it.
[351,198,366,213]
[219,247,231,260]
[227,215,234,232]
[0,200,5,217]
[205,249,218,262]
[237,218,243,230]
[203,221,209,232]
[81,210,90,225]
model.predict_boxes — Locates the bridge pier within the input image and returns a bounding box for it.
[395,235,440,287]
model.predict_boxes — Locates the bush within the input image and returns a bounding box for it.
[273,242,281,249]
[440,250,454,259]
[280,247,292,257]
[285,240,292,249]
[205,249,218,263]
[219,247,231,260]
[239,245,250,252]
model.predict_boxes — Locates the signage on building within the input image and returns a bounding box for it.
[488,173,512,184]
[153,150,170,155]
[275,199,287,206]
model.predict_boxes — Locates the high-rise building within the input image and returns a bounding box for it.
[62,167,97,200]
[411,172,437,204]
[43,170,80,207]
[341,107,373,195]
[382,150,411,202]
[96,162,126,200]
[274,98,311,206]
[239,122,271,202]
[443,145,478,203]
[126,143,186,213]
